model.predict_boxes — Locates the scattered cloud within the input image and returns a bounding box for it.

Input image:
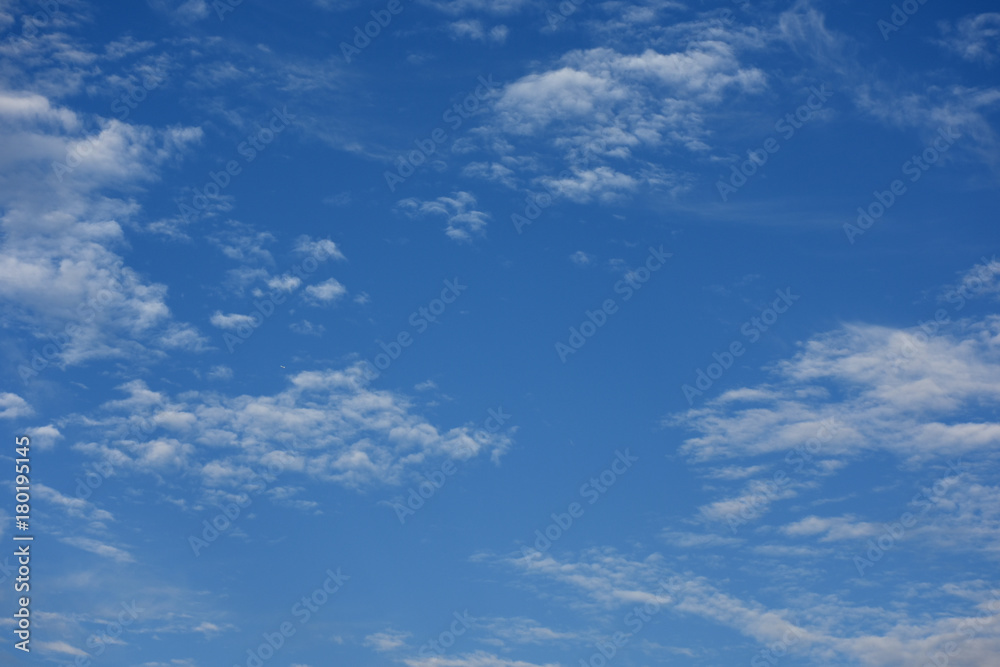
[364,629,411,652]
[397,191,491,241]
[939,13,1000,65]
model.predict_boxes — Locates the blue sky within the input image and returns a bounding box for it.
[1,0,1000,665]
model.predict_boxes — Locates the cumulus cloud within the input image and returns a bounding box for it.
[668,316,1000,464]
[24,424,62,449]
[0,91,208,370]
[0,393,33,419]
[209,311,256,330]
[70,363,514,494]
[474,38,765,203]
[304,278,347,304]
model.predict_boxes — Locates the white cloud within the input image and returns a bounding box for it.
[35,641,87,656]
[660,530,743,549]
[210,311,256,330]
[177,0,210,21]
[446,20,508,43]
[705,464,767,480]
[540,166,640,204]
[696,479,800,526]
[418,0,530,16]
[669,316,1000,465]
[0,90,78,130]
[569,251,592,266]
[497,547,1000,666]
[474,617,578,645]
[290,319,325,336]
[207,365,234,381]
[0,91,207,369]
[0,392,33,419]
[474,38,764,202]
[295,235,346,261]
[939,13,1000,65]
[489,25,508,44]
[70,363,513,493]
[462,161,517,188]
[267,274,302,292]
[295,235,346,260]
[60,535,135,563]
[209,222,276,264]
[36,483,114,527]
[448,19,485,41]
[495,45,765,137]
[323,191,352,207]
[397,191,490,241]
[364,629,411,652]
[403,652,559,667]
[941,255,1000,306]
[781,515,880,541]
[774,3,1000,165]
[304,278,347,304]
[25,424,62,449]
